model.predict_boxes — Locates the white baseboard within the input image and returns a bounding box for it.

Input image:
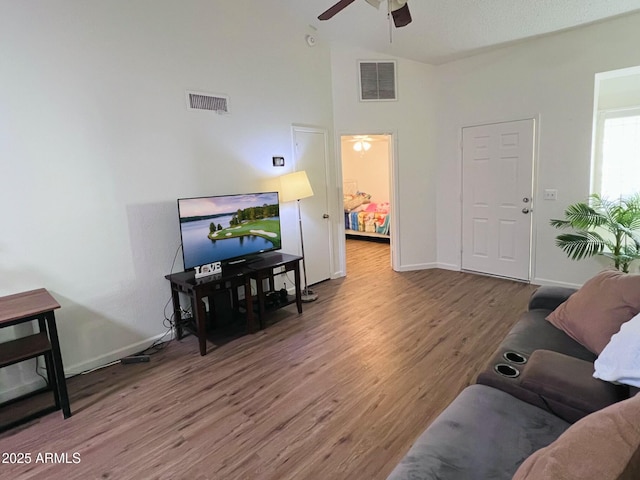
[0,330,174,403]
[64,329,175,377]
[436,262,460,271]
[531,277,582,289]
[331,269,345,279]
[393,262,460,272]
[0,375,46,404]
[395,262,439,272]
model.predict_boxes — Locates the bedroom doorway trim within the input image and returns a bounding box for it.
[336,131,399,276]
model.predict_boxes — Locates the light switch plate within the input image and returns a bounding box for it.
[544,189,558,200]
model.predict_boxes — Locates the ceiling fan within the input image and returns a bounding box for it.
[318,0,412,28]
[346,135,383,152]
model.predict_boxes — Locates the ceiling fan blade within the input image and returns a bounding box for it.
[391,2,412,27]
[318,0,357,20]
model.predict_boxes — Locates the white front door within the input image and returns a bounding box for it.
[292,126,332,286]
[461,119,535,281]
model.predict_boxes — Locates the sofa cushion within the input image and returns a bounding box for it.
[528,285,577,312]
[500,310,596,362]
[476,310,598,421]
[512,392,640,480]
[519,350,627,422]
[594,312,640,387]
[546,270,640,355]
[386,385,570,480]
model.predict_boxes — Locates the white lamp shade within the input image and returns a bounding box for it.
[279,171,314,202]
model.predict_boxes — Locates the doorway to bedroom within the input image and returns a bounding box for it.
[340,133,393,272]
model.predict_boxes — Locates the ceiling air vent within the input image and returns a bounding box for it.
[186,91,230,114]
[358,61,397,101]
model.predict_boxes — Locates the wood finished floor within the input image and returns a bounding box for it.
[0,240,538,480]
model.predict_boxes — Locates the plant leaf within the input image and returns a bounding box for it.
[561,202,607,230]
[555,231,605,260]
[549,218,572,229]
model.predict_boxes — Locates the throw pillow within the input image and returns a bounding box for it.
[594,312,640,387]
[512,393,640,480]
[546,270,640,355]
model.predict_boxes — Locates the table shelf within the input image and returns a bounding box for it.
[0,332,52,368]
[0,288,71,431]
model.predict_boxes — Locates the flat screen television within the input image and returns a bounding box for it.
[177,192,281,270]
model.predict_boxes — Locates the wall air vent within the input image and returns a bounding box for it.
[186,91,230,114]
[358,60,397,101]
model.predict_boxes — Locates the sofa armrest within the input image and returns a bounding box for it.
[528,286,577,311]
[520,350,628,422]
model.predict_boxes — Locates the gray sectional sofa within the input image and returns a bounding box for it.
[386,285,639,480]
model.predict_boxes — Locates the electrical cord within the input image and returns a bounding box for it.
[80,243,183,373]
[140,242,185,356]
[35,357,49,386]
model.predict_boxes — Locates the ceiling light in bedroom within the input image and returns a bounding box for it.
[353,140,371,152]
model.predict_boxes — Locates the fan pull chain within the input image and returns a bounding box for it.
[388,2,393,43]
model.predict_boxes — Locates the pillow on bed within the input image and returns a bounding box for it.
[546,270,640,355]
[344,195,365,212]
[343,192,371,212]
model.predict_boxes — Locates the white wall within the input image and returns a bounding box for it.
[0,0,334,400]
[341,136,390,203]
[435,12,640,287]
[331,47,437,270]
[597,69,640,110]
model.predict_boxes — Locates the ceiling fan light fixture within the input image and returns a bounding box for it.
[388,0,407,12]
[353,140,371,152]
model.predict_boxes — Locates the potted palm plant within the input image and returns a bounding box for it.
[550,193,640,273]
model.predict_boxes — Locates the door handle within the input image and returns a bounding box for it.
[522,208,531,214]
[322,214,330,219]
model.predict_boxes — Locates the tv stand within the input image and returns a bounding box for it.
[226,258,247,266]
[165,253,303,355]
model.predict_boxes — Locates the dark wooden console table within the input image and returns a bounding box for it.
[0,288,71,431]
[165,253,303,356]
[246,253,303,329]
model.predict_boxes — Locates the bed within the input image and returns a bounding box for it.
[343,181,390,238]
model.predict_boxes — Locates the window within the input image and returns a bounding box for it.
[591,66,640,199]
[592,108,640,199]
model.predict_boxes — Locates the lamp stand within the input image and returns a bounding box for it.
[296,199,318,302]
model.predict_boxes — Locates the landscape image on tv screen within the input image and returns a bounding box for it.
[178,192,281,270]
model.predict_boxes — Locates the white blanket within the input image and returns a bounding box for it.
[593,311,640,387]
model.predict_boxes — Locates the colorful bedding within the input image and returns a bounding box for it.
[344,204,390,235]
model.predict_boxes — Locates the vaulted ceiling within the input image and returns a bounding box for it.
[284,0,640,64]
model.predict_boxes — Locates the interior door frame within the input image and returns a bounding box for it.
[458,115,540,282]
[291,125,335,283]
[335,130,400,276]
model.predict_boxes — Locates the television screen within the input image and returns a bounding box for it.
[177,192,281,270]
